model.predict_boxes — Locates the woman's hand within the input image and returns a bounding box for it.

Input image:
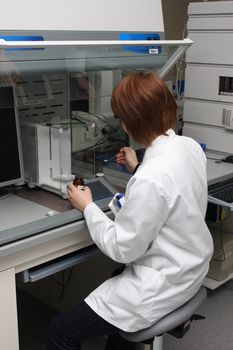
[116,147,139,173]
[67,183,93,212]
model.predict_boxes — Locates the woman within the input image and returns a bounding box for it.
[47,71,213,350]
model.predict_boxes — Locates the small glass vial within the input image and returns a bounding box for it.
[73,176,85,190]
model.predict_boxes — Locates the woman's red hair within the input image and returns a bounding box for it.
[111,70,177,146]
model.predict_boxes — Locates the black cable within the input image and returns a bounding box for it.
[50,268,74,301]
[212,220,225,262]
[93,113,119,131]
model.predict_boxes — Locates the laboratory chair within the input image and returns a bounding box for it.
[120,286,207,350]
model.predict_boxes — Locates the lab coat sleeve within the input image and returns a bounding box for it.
[84,177,170,263]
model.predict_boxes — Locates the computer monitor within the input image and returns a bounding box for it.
[0,86,24,196]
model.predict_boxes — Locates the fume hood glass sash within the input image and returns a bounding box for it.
[0,39,193,79]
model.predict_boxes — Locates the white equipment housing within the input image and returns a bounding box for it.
[183,1,233,154]
[0,0,164,32]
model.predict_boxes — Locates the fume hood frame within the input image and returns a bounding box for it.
[0,38,193,79]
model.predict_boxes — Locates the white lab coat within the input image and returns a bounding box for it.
[84,129,213,332]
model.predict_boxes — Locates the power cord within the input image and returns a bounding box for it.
[50,268,74,302]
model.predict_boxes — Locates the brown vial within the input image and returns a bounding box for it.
[73,176,85,190]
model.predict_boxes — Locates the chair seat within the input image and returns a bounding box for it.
[120,287,207,343]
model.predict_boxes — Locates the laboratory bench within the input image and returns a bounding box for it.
[0,177,116,350]
[205,156,233,290]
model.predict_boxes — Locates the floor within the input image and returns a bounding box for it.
[17,280,233,350]
[164,280,233,350]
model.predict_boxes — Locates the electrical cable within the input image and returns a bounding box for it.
[50,268,74,301]
[212,220,226,262]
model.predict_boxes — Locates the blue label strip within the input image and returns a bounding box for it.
[0,35,44,51]
[119,33,161,54]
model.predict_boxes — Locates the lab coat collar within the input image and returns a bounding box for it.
[143,129,176,162]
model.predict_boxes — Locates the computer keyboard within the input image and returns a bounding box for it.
[103,160,131,174]
[102,148,145,174]
[208,177,233,204]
